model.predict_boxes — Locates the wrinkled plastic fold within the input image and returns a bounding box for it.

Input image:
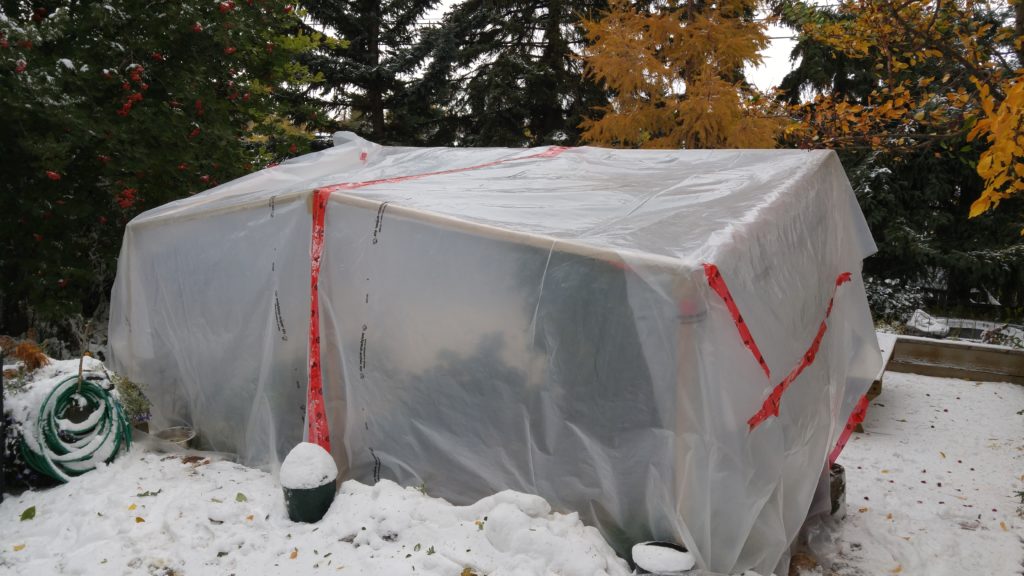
[109,134,881,575]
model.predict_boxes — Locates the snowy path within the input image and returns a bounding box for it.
[817,372,1024,575]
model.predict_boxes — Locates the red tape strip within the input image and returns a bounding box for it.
[703,263,771,379]
[828,393,870,463]
[304,146,572,451]
[747,272,853,430]
[307,188,332,450]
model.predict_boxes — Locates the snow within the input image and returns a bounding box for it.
[631,542,696,573]
[4,356,109,444]
[280,442,338,489]
[0,447,631,576]
[804,372,1024,575]
[905,309,949,336]
[57,59,74,70]
[5,366,1020,575]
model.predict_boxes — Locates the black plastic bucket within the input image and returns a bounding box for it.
[283,479,336,523]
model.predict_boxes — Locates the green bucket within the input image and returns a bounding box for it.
[283,478,336,523]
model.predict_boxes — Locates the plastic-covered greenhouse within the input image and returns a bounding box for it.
[109,133,882,575]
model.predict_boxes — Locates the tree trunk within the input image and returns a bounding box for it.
[367,6,386,140]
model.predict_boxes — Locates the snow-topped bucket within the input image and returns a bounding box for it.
[280,442,337,523]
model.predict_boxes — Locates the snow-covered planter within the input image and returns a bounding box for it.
[280,442,337,522]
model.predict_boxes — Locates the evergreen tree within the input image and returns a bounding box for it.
[414,0,609,146]
[0,0,322,335]
[301,0,440,144]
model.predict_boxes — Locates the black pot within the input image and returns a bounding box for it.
[283,479,336,523]
[829,462,846,518]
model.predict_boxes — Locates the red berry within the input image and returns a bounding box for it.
[46,170,61,181]
[99,215,108,224]
[33,233,43,242]
[122,82,131,90]
[188,127,201,139]
[0,38,9,49]
[18,40,32,49]
[193,22,203,32]
[151,52,164,62]
[98,155,111,164]
[199,175,211,183]
[289,143,297,154]
[57,279,67,288]
[218,1,234,13]
[32,7,47,22]
[224,46,236,55]
[284,4,293,13]
[15,59,27,73]
[177,162,188,171]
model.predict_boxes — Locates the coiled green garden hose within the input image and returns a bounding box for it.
[20,375,132,482]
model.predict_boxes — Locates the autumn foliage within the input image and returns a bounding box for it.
[788,0,1024,223]
[581,0,783,148]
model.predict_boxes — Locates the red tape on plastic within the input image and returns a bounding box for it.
[828,393,870,464]
[304,146,571,450]
[747,272,853,430]
[307,188,332,450]
[703,263,771,379]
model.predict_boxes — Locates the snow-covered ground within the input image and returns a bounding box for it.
[0,445,630,576]
[4,368,1022,576]
[805,372,1024,575]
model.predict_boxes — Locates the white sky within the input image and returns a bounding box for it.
[747,22,798,92]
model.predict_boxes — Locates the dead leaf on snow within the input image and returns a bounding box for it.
[1000,521,1008,531]
[290,548,298,559]
[858,507,869,513]
[13,544,25,552]
[890,564,902,573]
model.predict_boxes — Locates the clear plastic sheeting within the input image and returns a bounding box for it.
[108,134,882,575]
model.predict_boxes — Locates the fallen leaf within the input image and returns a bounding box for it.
[940,451,946,459]
[13,544,25,552]
[128,504,137,511]
[886,513,894,520]
[880,469,889,474]
[236,492,247,502]
[246,514,254,521]
[1000,521,1008,531]
[20,506,35,521]
[135,517,145,523]
[461,568,479,576]
[290,548,298,559]
[890,564,902,573]
[858,507,869,513]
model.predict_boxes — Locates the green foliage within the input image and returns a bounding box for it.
[414,0,608,147]
[111,371,150,425]
[0,0,321,334]
[301,0,436,144]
